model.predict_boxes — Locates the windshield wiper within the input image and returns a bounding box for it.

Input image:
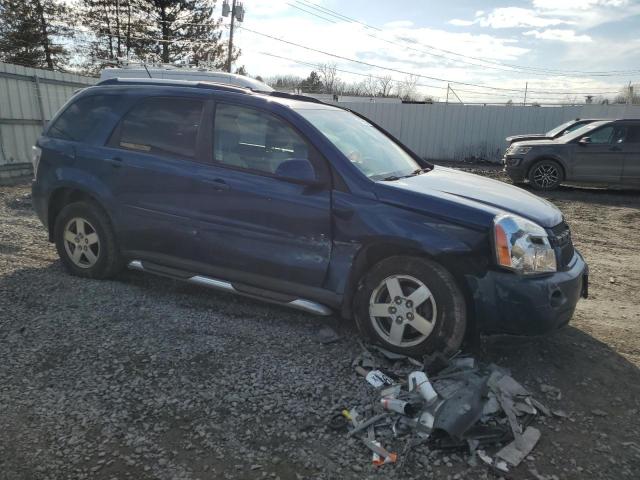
[381,175,402,181]
[409,167,431,176]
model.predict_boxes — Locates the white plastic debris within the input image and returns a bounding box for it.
[407,371,438,405]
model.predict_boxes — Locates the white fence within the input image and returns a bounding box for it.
[0,62,96,168]
[337,102,640,162]
[2,62,640,168]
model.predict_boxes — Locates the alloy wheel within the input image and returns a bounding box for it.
[368,274,437,348]
[63,217,100,269]
[532,164,559,188]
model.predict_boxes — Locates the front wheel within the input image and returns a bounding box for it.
[354,256,467,357]
[528,160,563,190]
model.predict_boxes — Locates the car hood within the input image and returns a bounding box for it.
[511,138,562,148]
[376,166,563,228]
[506,134,549,142]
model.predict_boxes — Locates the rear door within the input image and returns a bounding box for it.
[622,123,640,187]
[191,102,333,288]
[101,95,210,261]
[571,124,625,183]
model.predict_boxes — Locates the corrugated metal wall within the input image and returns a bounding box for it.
[0,62,96,166]
[338,102,640,162]
[2,61,640,166]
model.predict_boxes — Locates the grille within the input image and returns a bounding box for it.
[549,221,575,268]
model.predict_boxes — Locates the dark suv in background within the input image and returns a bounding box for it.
[31,78,588,356]
[504,119,640,190]
[505,118,601,145]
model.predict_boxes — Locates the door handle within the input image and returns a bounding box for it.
[108,157,123,168]
[208,178,229,191]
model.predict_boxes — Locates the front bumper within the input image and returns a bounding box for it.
[469,250,588,335]
[31,180,48,228]
[502,156,527,182]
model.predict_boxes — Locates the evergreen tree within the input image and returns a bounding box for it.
[75,0,153,73]
[0,0,71,70]
[143,0,238,68]
[299,71,321,93]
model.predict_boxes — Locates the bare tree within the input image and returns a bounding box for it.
[378,74,394,97]
[396,74,418,101]
[318,62,339,94]
[360,74,378,96]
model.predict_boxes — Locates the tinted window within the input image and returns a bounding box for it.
[625,125,640,142]
[213,104,310,174]
[117,97,203,158]
[588,126,614,144]
[49,94,119,142]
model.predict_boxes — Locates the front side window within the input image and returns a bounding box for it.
[213,104,311,175]
[116,97,203,159]
[588,126,615,144]
[296,108,421,181]
[49,94,120,142]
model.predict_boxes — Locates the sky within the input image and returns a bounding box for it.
[216,0,640,103]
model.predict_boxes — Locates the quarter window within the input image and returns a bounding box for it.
[213,104,310,175]
[48,94,121,142]
[116,97,204,159]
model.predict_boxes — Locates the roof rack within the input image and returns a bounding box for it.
[96,77,328,105]
[96,77,251,94]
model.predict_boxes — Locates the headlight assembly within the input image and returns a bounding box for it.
[493,214,556,274]
[512,146,532,155]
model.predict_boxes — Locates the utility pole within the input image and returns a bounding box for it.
[445,83,449,104]
[523,82,528,106]
[223,0,245,73]
[628,82,633,105]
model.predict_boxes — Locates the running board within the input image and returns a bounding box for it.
[127,260,332,316]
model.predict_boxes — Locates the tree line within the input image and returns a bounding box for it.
[0,0,238,74]
[268,64,432,101]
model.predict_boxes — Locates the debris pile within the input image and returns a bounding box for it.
[335,345,555,473]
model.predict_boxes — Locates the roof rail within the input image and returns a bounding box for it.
[95,77,330,105]
[96,77,251,94]
[264,91,326,104]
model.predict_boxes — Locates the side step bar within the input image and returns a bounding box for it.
[127,260,332,316]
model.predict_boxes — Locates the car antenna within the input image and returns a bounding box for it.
[143,63,152,79]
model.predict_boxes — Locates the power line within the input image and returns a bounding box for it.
[293,0,640,77]
[238,25,621,96]
[261,51,614,101]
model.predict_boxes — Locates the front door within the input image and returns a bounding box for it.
[571,124,625,184]
[191,102,332,288]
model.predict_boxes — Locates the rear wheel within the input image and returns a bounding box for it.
[528,160,563,190]
[354,256,466,357]
[54,201,123,279]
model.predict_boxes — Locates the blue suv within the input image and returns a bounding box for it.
[31,78,588,356]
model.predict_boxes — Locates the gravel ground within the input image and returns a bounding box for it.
[1,172,639,480]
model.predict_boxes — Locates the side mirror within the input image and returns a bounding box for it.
[274,159,323,186]
[579,137,592,145]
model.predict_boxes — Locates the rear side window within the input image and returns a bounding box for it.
[625,125,640,143]
[114,97,204,159]
[48,95,119,142]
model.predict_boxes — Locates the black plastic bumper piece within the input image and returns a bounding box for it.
[469,251,588,335]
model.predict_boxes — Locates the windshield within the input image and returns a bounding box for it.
[296,108,421,180]
[559,121,611,143]
[546,119,578,137]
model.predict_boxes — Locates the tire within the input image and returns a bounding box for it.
[528,160,563,191]
[54,201,123,279]
[354,256,467,357]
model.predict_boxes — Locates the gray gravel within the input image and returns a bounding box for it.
[1,183,640,480]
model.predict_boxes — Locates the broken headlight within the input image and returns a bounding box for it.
[493,214,556,274]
